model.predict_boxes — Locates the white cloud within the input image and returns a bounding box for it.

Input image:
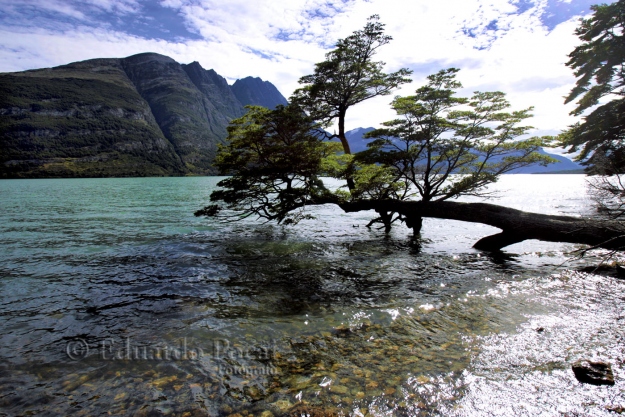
[83,0,141,14]
[342,0,583,134]
[0,0,88,21]
[0,0,591,138]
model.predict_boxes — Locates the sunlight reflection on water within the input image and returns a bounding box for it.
[0,175,623,416]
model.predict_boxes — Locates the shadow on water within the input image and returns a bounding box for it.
[480,250,520,268]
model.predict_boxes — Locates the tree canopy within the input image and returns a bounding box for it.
[359,68,551,204]
[291,15,412,163]
[192,15,625,253]
[196,64,553,235]
[194,104,338,225]
[561,0,625,173]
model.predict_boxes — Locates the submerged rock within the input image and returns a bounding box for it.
[269,399,293,414]
[572,360,615,386]
[284,405,339,417]
[329,385,348,394]
[331,326,352,337]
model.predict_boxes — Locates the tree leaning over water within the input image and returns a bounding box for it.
[196,16,625,252]
[357,68,551,232]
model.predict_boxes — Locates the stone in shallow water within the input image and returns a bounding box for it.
[244,385,264,401]
[605,405,625,414]
[285,405,339,417]
[571,360,615,386]
[269,399,293,413]
[329,385,348,394]
[415,375,430,384]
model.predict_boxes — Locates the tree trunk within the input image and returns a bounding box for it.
[337,109,356,191]
[338,200,625,251]
[405,216,423,235]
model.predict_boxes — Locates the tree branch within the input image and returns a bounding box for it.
[338,199,625,251]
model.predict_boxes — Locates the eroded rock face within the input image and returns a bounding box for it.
[0,53,288,178]
[232,77,288,110]
[572,360,615,386]
[122,53,219,174]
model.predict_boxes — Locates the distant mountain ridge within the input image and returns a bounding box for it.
[232,77,288,109]
[341,127,583,174]
[0,53,288,178]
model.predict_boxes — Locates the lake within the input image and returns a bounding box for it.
[0,175,623,416]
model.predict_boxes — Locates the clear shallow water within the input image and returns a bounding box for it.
[0,175,623,416]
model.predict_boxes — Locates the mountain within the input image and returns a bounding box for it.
[510,148,583,173]
[231,77,288,109]
[344,127,377,153]
[340,127,583,174]
[0,53,288,178]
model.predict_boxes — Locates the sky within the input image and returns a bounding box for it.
[0,0,613,155]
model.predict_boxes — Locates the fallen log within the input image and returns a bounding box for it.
[338,200,625,251]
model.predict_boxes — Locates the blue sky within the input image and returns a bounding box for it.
[0,0,613,142]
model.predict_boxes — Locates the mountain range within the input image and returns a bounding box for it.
[0,53,287,178]
[340,127,582,174]
[0,55,580,178]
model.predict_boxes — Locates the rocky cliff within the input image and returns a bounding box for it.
[0,53,288,178]
[232,77,288,109]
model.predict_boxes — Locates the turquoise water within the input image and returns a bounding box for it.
[0,175,623,416]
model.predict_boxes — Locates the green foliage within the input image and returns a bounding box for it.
[560,99,625,174]
[197,105,338,224]
[291,15,412,156]
[196,20,553,232]
[319,142,351,176]
[197,69,553,229]
[350,163,401,200]
[565,0,625,114]
[360,69,554,202]
[561,0,625,173]
[197,15,416,223]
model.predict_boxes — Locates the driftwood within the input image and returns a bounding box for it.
[338,200,625,251]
